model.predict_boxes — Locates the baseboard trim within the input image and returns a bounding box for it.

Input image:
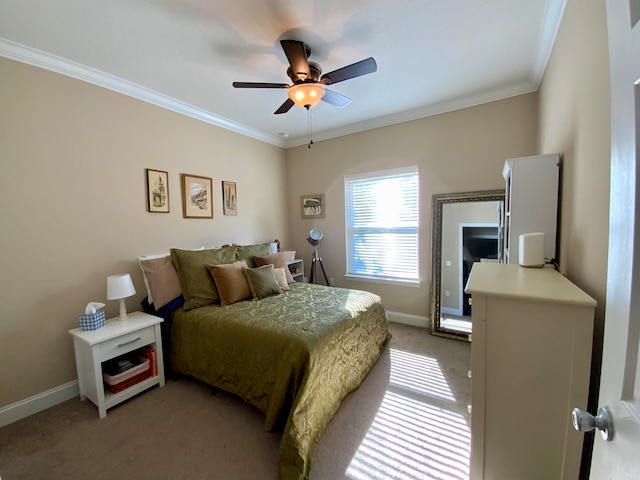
[0,313,426,427]
[386,310,429,328]
[0,381,79,428]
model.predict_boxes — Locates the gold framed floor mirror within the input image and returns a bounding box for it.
[429,189,505,341]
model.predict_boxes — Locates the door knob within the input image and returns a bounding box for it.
[571,407,613,441]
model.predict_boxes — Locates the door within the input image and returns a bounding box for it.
[589,0,640,477]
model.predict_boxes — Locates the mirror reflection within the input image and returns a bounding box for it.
[430,190,505,341]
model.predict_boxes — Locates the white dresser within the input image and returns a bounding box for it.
[465,262,595,480]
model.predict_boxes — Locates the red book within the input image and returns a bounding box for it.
[151,349,157,376]
[142,346,156,377]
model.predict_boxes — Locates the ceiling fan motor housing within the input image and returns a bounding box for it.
[287,62,322,83]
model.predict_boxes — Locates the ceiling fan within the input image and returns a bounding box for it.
[232,40,377,114]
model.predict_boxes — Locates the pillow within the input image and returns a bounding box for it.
[137,246,205,304]
[137,253,169,304]
[242,265,282,300]
[274,267,291,292]
[170,246,238,310]
[253,252,295,284]
[236,242,272,268]
[206,260,251,306]
[138,254,182,309]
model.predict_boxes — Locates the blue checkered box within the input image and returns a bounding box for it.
[79,310,106,331]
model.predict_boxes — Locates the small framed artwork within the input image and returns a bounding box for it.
[181,174,213,218]
[301,194,325,218]
[222,181,237,215]
[146,169,169,213]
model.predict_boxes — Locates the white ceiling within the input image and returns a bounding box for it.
[0,0,566,148]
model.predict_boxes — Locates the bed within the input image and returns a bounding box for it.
[138,244,391,480]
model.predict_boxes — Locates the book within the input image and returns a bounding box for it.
[103,357,137,376]
[141,346,157,377]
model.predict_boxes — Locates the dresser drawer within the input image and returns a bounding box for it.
[98,326,155,361]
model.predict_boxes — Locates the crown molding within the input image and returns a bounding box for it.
[531,0,568,88]
[283,81,539,148]
[0,38,286,148]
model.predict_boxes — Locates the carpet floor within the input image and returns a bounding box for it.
[0,322,471,480]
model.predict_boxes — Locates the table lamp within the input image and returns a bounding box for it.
[107,273,136,320]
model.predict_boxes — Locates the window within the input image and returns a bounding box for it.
[345,166,419,284]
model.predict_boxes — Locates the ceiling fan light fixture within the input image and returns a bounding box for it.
[288,83,325,109]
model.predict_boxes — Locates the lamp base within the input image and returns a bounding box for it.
[117,299,129,321]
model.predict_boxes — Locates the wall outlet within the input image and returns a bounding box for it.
[329,277,335,286]
[445,290,450,297]
[445,260,452,266]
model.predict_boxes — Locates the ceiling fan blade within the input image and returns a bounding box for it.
[280,40,310,80]
[233,82,289,89]
[274,98,295,114]
[322,89,352,109]
[320,57,377,85]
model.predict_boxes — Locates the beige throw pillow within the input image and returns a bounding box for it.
[206,260,251,306]
[253,252,295,284]
[274,267,290,292]
[138,255,182,309]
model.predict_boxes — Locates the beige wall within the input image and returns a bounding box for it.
[0,58,287,407]
[285,94,538,317]
[537,0,610,438]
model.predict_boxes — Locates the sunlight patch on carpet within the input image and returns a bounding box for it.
[346,348,470,480]
[389,349,456,401]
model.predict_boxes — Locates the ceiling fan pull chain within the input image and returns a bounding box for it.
[307,106,314,149]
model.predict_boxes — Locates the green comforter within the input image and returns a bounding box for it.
[169,282,390,480]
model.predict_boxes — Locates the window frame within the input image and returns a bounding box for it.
[344,166,420,286]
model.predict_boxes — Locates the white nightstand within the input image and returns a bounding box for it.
[69,311,165,418]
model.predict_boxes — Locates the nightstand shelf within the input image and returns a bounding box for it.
[69,311,165,418]
[286,259,304,282]
[103,375,159,409]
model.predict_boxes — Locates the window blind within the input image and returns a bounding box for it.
[345,167,419,282]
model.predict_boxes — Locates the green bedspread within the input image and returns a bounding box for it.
[169,282,390,480]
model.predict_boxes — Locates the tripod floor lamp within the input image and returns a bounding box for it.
[307,229,330,285]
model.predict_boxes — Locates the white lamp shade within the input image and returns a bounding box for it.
[107,274,136,300]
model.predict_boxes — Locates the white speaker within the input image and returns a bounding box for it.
[519,232,545,267]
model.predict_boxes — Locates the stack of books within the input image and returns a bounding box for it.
[141,346,158,377]
[101,346,157,393]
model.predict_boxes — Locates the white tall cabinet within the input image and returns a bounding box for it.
[502,153,560,264]
[465,262,595,480]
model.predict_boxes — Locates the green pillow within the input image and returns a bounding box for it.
[236,242,271,268]
[170,246,238,309]
[242,265,282,300]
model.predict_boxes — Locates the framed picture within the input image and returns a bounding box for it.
[301,194,325,218]
[222,181,237,215]
[146,169,169,213]
[181,174,213,218]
